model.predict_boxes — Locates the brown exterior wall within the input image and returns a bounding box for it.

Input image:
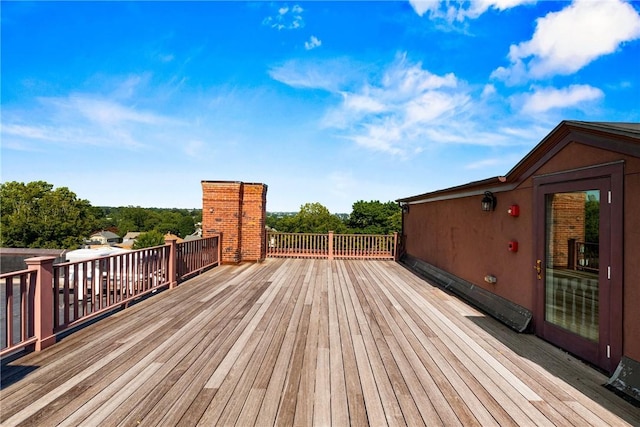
[201,181,267,264]
[624,170,640,360]
[404,185,534,310]
[403,140,640,362]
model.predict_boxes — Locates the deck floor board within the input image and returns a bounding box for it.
[1,259,638,426]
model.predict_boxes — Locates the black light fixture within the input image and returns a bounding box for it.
[401,203,409,214]
[481,191,497,212]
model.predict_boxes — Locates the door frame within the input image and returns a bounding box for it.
[533,162,623,373]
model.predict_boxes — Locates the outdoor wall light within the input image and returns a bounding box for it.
[481,191,497,212]
[401,203,409,214]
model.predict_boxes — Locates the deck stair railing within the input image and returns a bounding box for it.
[267,231,398,261]
[1,235,221,358]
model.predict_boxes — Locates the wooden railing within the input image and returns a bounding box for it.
[0,268,39,354]
[568,239,599,273]
[177,236,221,281]
[52,245,171,333]
[0,235,220,358]
[267,231,398,261]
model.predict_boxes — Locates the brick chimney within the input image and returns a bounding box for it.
[201,181,268,263]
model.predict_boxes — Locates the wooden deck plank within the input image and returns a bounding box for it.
[217,261,307,426]
[1,259,638,427]
[389,262,638,426]
[272,260,317,427]
[339,262,389,426]
[327,262,350,427]
[351,261,463,427]
[349,260,430,427]
[292,260,322,427]
[384,265,554,426]
[123,263,278,427]
[332,259,369,427]
[150,267,280,426]
[199,272,298,425]
[367,262,513,426]
[253,262,312,426]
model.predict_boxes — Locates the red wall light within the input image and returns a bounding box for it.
[508,205,520,217]
[508,241,518,252]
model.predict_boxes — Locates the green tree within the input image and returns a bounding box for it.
[176,215,196,237]
[585,194,599,244]
[0,181,97,248]
[280,203,347,233]
[347,200,401,234]
[132,230,166,249]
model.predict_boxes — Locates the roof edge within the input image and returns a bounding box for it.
[398,120,640,205]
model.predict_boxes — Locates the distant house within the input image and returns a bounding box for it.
[164,233,183,243]
[88,231,121,246]
[123,232,141,242]
[184,227,202,241]
[120,232,141,248]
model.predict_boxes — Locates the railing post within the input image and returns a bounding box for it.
[328,231,334,261]
[165,237,178,289]
[217,233,223,266]
[393,232,399,261]
[25,256,56,351]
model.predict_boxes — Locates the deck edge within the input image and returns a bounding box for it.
[400,254,532,333]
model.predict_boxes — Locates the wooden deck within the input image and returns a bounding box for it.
[1,259,638,426]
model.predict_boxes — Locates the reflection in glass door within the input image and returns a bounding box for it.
[545,190,600,342]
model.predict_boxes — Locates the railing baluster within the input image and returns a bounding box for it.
[265,232,397,260]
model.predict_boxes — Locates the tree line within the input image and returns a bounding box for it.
[267,201,401,235]
[0,181,401,249]
[1,181,201,249]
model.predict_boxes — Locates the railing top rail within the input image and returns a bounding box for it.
[1,268,33,278]
[53,244,171,267]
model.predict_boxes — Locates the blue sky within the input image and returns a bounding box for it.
[2,1,640,213]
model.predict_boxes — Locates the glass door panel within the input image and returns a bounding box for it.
[544,190,600,342]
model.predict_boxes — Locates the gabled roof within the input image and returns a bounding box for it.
[91,230,120,240]
[397,120,640,204]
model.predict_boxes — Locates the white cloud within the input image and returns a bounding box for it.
[520,85,604,113]
[158,53,175,63]
[493,0,640,83]
[263,4,304,30]
[407,0,440,17]
[481,84,497,98]
[341,92,386,113]
[269,58,360,92]
[271,53,554,157]
[185,140,205,157]
[409,0,534,21]
[322,54,475,155]
[304,35,322,50]
[1,92,181,150]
